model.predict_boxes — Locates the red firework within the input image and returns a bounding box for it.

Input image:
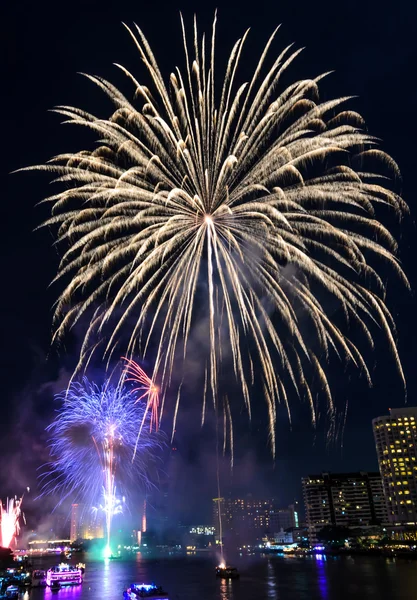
[123,358,160,432]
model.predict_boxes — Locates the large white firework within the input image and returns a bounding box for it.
[29,16,408,452]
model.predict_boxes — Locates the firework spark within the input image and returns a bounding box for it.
[42,378,161,551]
[0,497,23,548]
[30,16,408,453]
[123,358,160,432]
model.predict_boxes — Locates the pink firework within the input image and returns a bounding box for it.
[0,497,23,549]
[123,358,160,432]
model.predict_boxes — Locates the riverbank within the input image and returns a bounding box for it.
[263,547,417,560]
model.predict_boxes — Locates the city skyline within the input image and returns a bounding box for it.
[1,403,415,531]
[6,406,417,550]
[0,2,416,599]
[1,0,416,536]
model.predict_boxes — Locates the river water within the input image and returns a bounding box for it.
[22,553,417,600]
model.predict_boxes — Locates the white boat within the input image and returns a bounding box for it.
[126,583,169,599]
[46,563,83,586]
[31,569,47,587]
[5,585,19,599]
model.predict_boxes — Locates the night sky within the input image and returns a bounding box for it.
[1,0,417,525]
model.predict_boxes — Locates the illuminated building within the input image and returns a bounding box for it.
[142,499,147,533]
[212,496,274,545]
[184,525,215,550]
[28,539,71,552]
[189,525,215,535]
[269,503,299,534]
[212,498,227,544]
[302,472,387,543]
[373,407,417,524]
[80,515,104,540]
[70,504,80,542]
[70,503,104,541]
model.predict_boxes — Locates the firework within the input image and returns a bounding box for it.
[42,378,161,552]
[123,358,160,432]
[0,497,23,548]
[30,16,408,453]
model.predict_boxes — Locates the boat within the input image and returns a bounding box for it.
[46,563,83,586]
[125,582,169,598]
[76,562,86,574]
[5,585,19,599]
[31,569,47,587]
[109,554,122,560]
[215,564,240,579]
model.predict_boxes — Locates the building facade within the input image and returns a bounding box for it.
[70,504,80,542]
[269,504,299,534]
[302,472,388,543]
[212,496,274,546]
[183,525,215,550]
[373,407,417,524]
[70,503,104,541]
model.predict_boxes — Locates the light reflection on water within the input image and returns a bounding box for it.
[43,586,82,600]
[314,554,329,600]
[266,558,278,599]
[22,554,417,600]
[219,577,233,600]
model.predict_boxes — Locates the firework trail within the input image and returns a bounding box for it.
[0,497,23,548]
[42,378,161,553]
[123,358,160,432]
[29,16,408,453]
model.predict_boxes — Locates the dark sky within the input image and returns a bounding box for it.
[1,0,417,524]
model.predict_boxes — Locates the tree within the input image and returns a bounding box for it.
[316,526,351,547]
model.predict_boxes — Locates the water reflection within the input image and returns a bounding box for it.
[266,559,278,599]
[314,554,329,600]
[44,586,82,599]
[219,577,234,600]
[102,557,111,596]
[18,554,417,600]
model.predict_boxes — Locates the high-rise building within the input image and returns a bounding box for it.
[212,498,227,544]
[373,407,417,524]
[80,514,104,540]
[302,472,388,543]
[70,503,104,541]
[212,496,273,545]
[70,504,81,542]
[269,504,299,534]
